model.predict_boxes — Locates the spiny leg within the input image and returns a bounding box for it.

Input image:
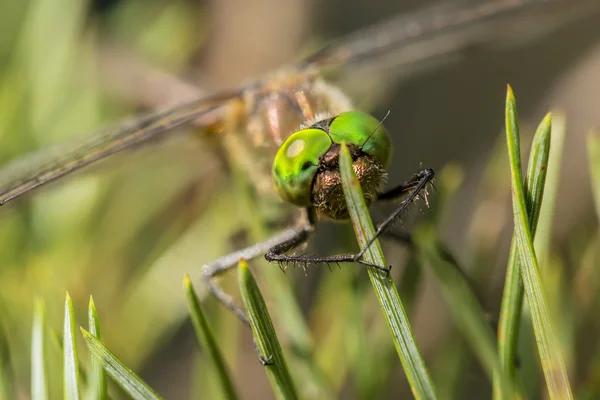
[202,209,318,327]
[375,170,488,314]
[202,227,308,326]
[264,208,390,273]
[374,167,439,248]
[202,228,316,365]
[376,168,435,202]
[355,168,435,261]
[202,197,397,329]
[264,223,391,273]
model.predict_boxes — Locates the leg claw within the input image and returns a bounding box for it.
[355,257,392,276]
[260,354,274,366]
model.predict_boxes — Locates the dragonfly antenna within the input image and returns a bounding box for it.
[361,110,390,149]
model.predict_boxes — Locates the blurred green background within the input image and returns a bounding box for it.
[1,0,600,398]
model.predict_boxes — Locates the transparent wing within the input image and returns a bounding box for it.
[0,89,241,205]
[301,0,598,72]
[297,0,599,112]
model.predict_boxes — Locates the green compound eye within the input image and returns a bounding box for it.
[329,111,392,169]
[272,128,331,206]
[272,111,393,208]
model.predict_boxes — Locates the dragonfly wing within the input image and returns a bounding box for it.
[301,0,599,71]
[298,0,600,111]
[0,89,242,205]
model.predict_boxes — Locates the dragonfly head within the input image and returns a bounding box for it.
[272,111,392,220]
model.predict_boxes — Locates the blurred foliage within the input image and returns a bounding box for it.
[0,1,599,399]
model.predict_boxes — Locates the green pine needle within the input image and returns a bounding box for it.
[184,274,238,400]
[63,293,80,400]
[414,224,515,399]
[339,143,438,400]
[238,260,299,400]
[495,111,552,399]
[81,329,162,400]
[86,296,107,400]
[504,85,573,399]
[31,299,48,400]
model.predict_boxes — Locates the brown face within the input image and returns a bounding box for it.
[311,144,387,220]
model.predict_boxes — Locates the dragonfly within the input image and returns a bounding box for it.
[0,0,591,326]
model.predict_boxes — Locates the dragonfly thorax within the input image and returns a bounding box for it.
[272,111,392,220]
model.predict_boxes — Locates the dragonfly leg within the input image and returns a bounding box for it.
[202,269,249,325]
[264,215,391,274]
[376,168,435,202]
[202,226,323,365]
[376,175,490,316]
[201,226,318,326]
[354,168,435,261]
